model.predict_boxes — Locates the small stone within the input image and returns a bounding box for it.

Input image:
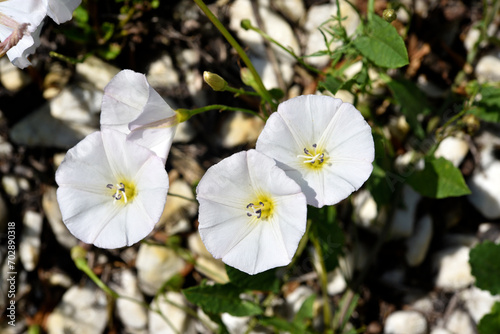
[46,283,108,334]
[75,55,120,91]
[53,153,66,168]
[48,272,73,288]
[149,292,194,334]
[285,285,315,319]
[274,0,305,22]
[464,27,482,52]
[430,328,452,334]
[10,104,96,148]
[410,295,434,314]
[475,50,500,84]
[43,62,72,99]
[434,246,474,291]
[185,69,206,106]
[460,286,500,323]
[304,1,360,67]
[327,269,347,295]
[221,313,250,334]
[2,176,19,197]
[49,84,102,125]
[42,187,78,249]
[111,269,148,333]
[159,179,197,235]
[0,137,13,159]
[136,243,185,296]
[147,54,180,89]
[188,233,229,284]
[445,310,475,334]
[390,185,420,239]
[176,49,200,70]
[173,120,197,144]
[19,210,43,271]
[468,134,500,219]
[384,310,427,334]
[352,189,379,230]
[406,215,433,267]
[0,57,31,92]
[229,0,299,64]
[251,55,295,88]
[220,111,265,148]
[434,136,469,167]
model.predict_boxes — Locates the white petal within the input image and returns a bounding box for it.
[47,0,81,24]
[197,151,254,206]
[56,129,169,248]
[197,149,307,274]
[101,69,176,161]
[0,0,47,68]
[101,70,150,133]
[257,95,374,207]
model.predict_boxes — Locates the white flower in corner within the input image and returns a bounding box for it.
[47,0,82,24]
[101,69,178,163]
[56,129,169,248]
[0,0,47,68]
[256,95,374,208]
[196,149,307,275]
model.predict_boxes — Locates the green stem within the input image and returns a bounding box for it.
[310,230,332,330]
[224,85,261,97]
[167,192,196,202]
[367,0,375,21]
[192,0,277,109]
[182,104,265,121]
[74,257,119,299]
[245,25,321,75]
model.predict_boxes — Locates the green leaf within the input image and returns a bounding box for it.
[309,206,343,272]
[319,75,343,95]
[386,78,429,138]
[226,266,280,293]
[407,156,470,198]
[293,294,316,328]
[478,301,500,334]
[470,241,500,295]
[259,317,308,333]
[470,85,500,123]
[183,283,262,316]
[353,15,409,68]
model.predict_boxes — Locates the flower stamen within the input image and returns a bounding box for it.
[107,183,128,204]
[246,202,264,218]
[297,143,325,165]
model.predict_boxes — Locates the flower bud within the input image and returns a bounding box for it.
[383,9,397,23]
[240,19,252,30]
[203,71,227,91]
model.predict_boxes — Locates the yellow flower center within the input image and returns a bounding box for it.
[297,144,328,169]
[246,193,275,221]
[106,180,137,205]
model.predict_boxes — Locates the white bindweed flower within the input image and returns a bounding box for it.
[47,0,81,24]
[256,95,374,208]
[196,149,307,275]
[101,69,178,163]
[56,129,169,249]
[0,0,47,68]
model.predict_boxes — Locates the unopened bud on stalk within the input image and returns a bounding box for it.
[383,9,397,22]
[203,71,227,91]
[462,114,480,135]
[240,19,252,30]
